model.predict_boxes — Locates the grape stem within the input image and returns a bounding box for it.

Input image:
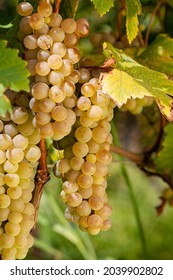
[117,9,123,40]
[54,0,61,13]
[120,0,126,8]
[111,142,173,190]
[144,0,166,46]
[32,138,50,225]
[111,145,144,164]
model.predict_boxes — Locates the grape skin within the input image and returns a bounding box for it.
[20,1,93,144]
[0,91,40,260]
[7,1,116,258]
[55,77,116,235]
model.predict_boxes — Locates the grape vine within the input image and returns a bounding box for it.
[1,0,173,260]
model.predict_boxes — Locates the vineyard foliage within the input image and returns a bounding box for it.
[1,0,173,259]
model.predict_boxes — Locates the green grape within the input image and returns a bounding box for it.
[9,199,25,213]
[0,208,10,222]
[48,13,62,27]
[77,201,91,217]
[77,174,93,189]
[72,142,89,157]
[0,233,15,248]
[87,214,103,229]
[88,195,104,210]
[14,234,28,249]
[5,222,21,237]
[0,134,12,150]
[19,215,35,232]
[37,34,53,50]
[0,150,6,164]
[7,186,22,200]
[17,2,33,17]
[96,204,112,220]
[101,218,112,231]
[62,181,78,194]
[13,134,29,150]
[17,162,35,179]
[3,160,18,173]
[1,247,17,260]
[23,35,38,50]
[24,145,41,162]
[4,173,20,187]
[4,123,18,138]
[31,83,49,100]
[8,212,23,224]
[81,161,96,175]
[37,1,53,17]
[61,18,77,34]
[70,157,84,171]
[75,18,89,38]
[29,13,44,29]
[47,54,63,69]
[75,126,92,143]
[16,247,28,260]
[6,147,24,163]
[66,193,82,207]
[22,203,35,216]
[0,194,11,208]
[78,187,93,199]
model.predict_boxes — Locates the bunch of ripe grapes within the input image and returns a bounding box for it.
[0,0,116,259]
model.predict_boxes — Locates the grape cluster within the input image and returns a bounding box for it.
[0,91,41,259]
[18,0,89,140]
[120,97,154,115]
[0,1,117,260]
[54,76,116,235]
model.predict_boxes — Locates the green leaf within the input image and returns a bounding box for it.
[155,123,173,178]
[0,40,29,92]
[102,43,173,121]
[138,34,173,77]
[125,0,142,44]
[59,0,79,19]
[0,86,12,116]
[90,0,114,16]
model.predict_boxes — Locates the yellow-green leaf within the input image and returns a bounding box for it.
[125,0,142,44]
[102,43,173,121]
[102,68,152,107]
[156,96,173,122]
[90,0,115,16]
[0,91,12,117]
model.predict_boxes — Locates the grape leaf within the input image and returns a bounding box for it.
[125,0,142,44]
[102,68,152,105]
[0,92,12,116]
[90,0,114,16]
[155,123,173,178]
[102,43,173,121]
[0,40,29,92]
[138,34,173,77]
[59,0,79,19]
